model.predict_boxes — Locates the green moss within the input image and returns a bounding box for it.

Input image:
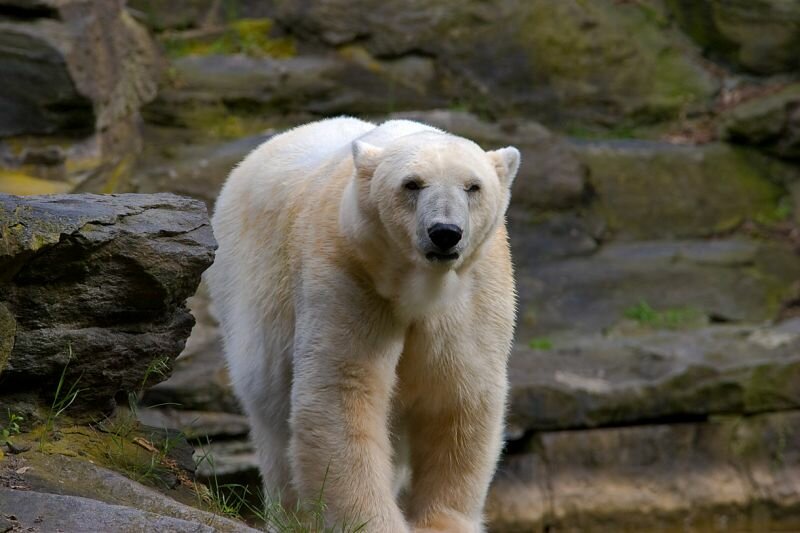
[163,18,296,59]
[518,0,715,124]
[528,337,554,351]
[623,301,705,330]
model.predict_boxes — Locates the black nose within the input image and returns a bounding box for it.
[428,223,462,250]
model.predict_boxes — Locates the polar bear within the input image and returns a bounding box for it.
[207,117,519,532]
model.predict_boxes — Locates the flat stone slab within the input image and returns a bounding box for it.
[0,488,225,533]
[488,410,800,532]
[515,238,800,339]
[509,318,800,432]
[0,452,256,533]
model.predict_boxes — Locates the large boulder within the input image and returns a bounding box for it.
[666,0,800,74]
[0,193,215,413]
[272,0,717,125]
[0,0,161,194]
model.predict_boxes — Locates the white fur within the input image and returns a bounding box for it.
[207,117,518,532]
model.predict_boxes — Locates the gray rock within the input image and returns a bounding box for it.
[0,0,161,193]
[147,51,446,126]
[508,318,800,432]
[721,83,800,160]
[0,452,256,532]
[134,133,272,207]
[142,282,240,413]
[137,407,249,440]
[0,489,224,533]
[194,439,259,487]
[666,0,800,74]
[572,140,784,239]
[0,0,159,137]
[273,0,717,125]
[516,238,800,339]
[488,410,800,532]
[0,193,215,413]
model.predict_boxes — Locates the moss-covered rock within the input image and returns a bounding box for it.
[573,140,783,239]
[273,0,717,125]
[666,0,800,74]
[721,83,800,160]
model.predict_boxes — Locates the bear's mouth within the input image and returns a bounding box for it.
[426,251,460,262]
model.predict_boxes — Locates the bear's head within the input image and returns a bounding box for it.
[344,130,519,271]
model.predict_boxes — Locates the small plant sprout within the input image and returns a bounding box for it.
[40,343,83,449]
[1,410,23,447]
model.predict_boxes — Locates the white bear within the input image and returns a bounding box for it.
[207,117,519,533]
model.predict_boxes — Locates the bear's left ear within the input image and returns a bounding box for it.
[352,141,384,180]
[488,147,521,188]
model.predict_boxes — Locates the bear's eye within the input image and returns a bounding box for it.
[466,183,481,193]
[404,180,422,191]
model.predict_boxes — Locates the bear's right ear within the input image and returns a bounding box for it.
[352,141,384,180]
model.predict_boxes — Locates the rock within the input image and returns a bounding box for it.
[488,410,800,532]
[0,0,161,193]
[146,51,446,126]
[721,84,800,160]
[137,407,249,440]
[0,489,228,533]
[391,110,587,209]
[572,140,783,239]
[127,0,277,32]
[273,0,717,125]
[666,0,800,74]
[515,238,800,339]
[0,193,215,413]
[508,318,800,432]
[194,439,259,487]
[134,133,272,206]
[0,450,259,532]
[141,282,239,413]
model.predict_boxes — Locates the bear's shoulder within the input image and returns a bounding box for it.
[355,119,443,148]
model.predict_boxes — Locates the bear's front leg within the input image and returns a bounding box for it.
[401,315,511,533]
[290,279,409,533]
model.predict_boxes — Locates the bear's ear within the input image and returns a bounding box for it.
[488,146,521,188]
[352,141,384,180]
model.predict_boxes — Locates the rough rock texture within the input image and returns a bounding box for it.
[272,0,717,124]
[514,238,800,338]
[572,140,784,239]
[488,410,800,531]
[134,133,272,207]
[0,489,228,533]
[666,0,800,74]
[146,51,446,125]
[721,83,800,160]
[0,453,257,532]
[0,0,161,193]
[508,318,800,432]
[0,193,215,411]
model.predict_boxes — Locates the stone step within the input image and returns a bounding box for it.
[513,237,800,339]
[488,410,800,532]
[509,318,800,434]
